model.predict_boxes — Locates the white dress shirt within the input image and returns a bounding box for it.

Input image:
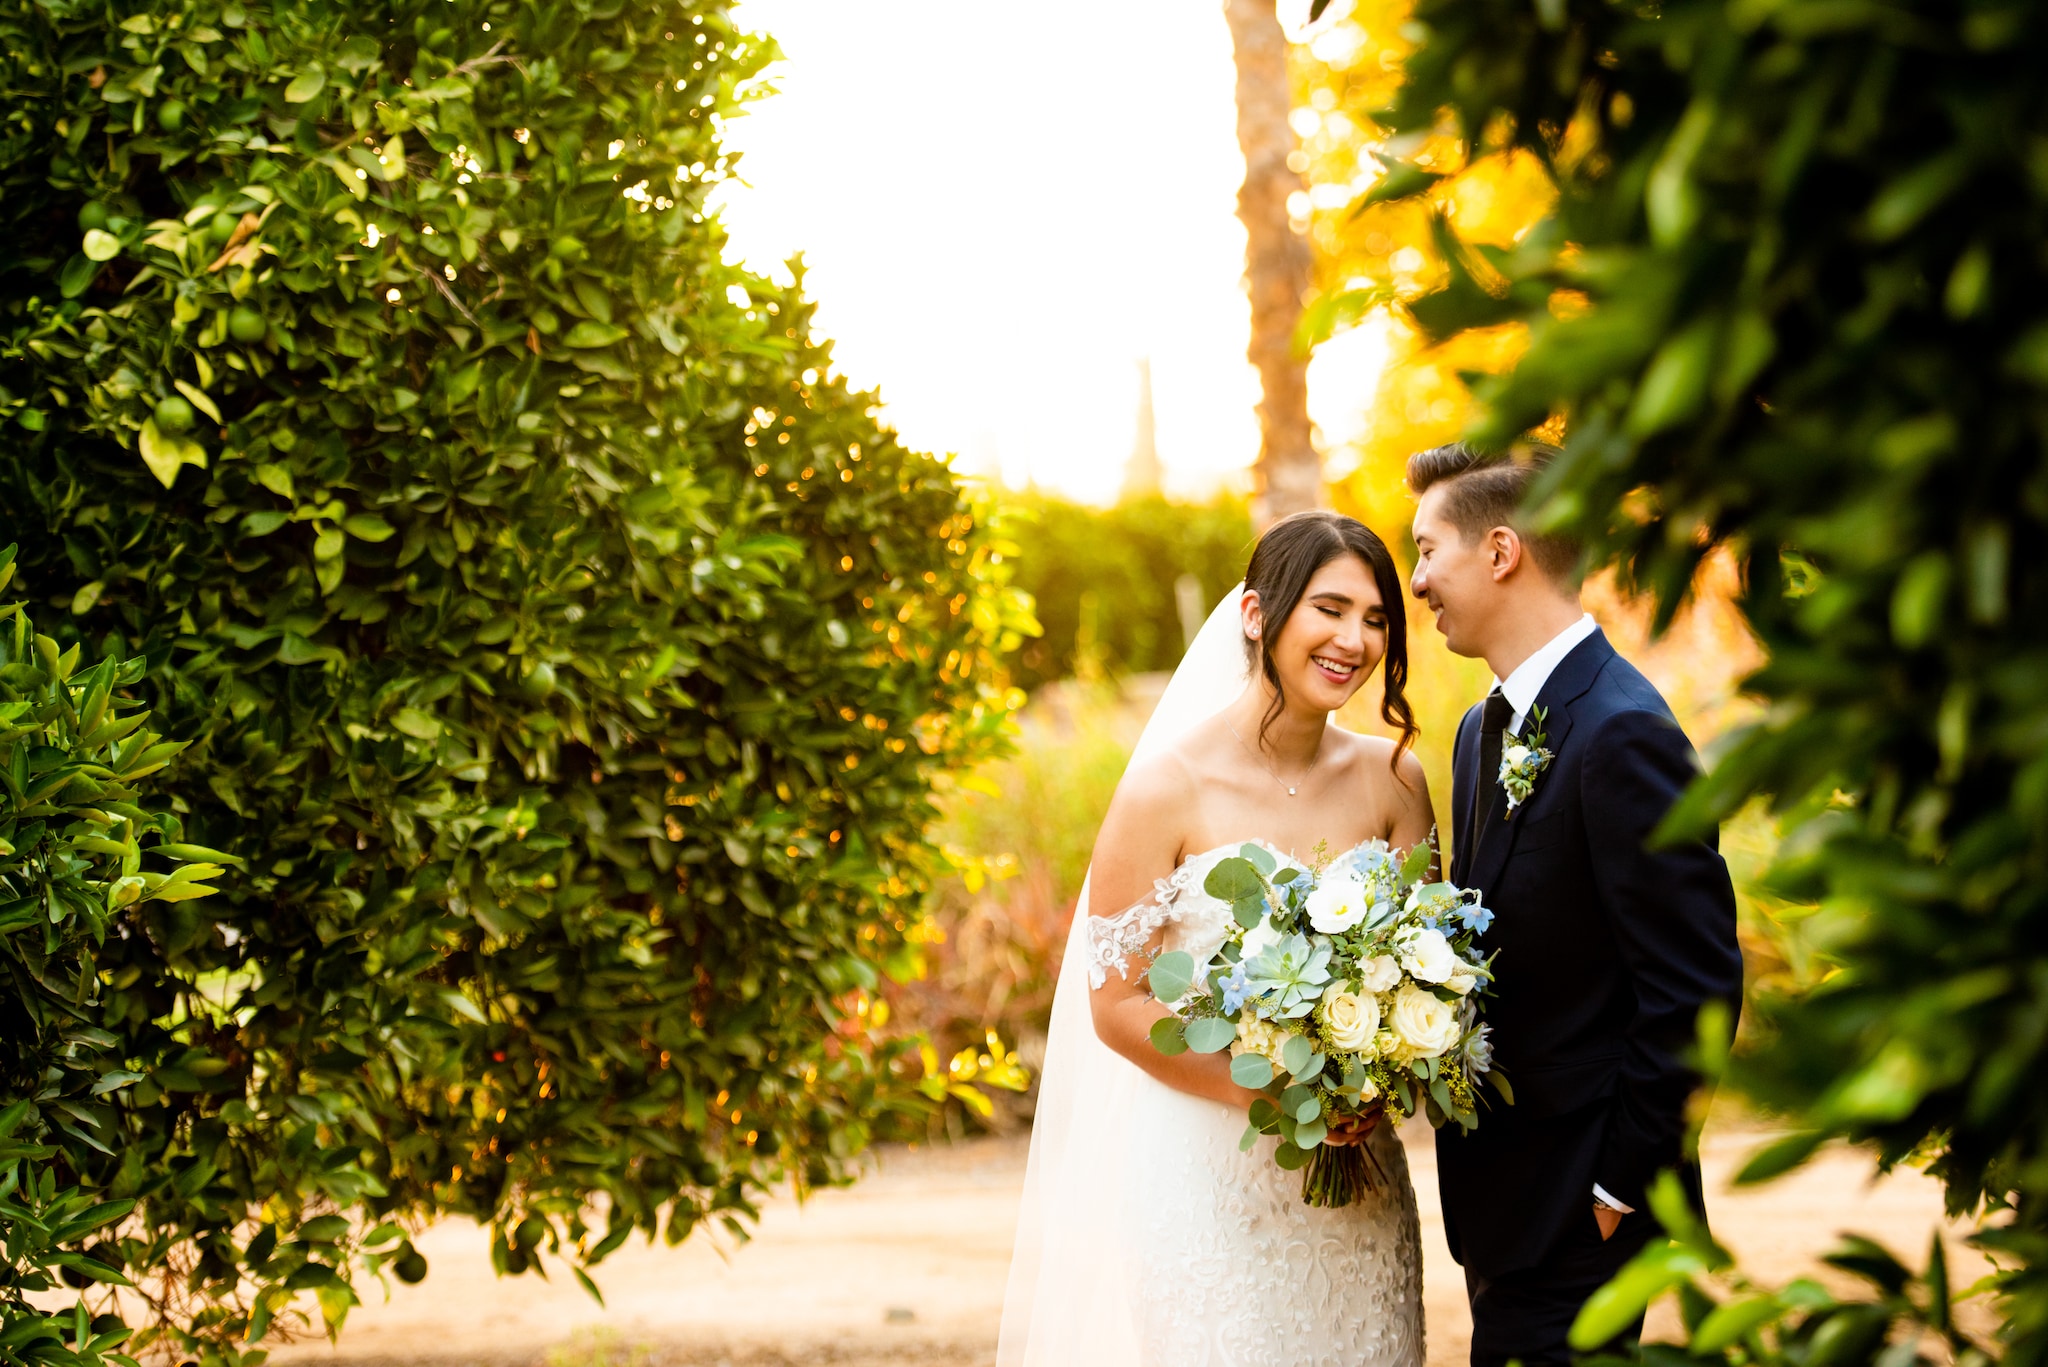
[1494,613,1600,736]
[1490,613,1635,1217]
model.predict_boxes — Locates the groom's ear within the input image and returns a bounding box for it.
[1486,525,1526,582]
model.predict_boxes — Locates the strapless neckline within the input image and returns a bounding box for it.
[1175,835,1388,873]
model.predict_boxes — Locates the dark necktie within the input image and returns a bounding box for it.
[1473,688,1513,834]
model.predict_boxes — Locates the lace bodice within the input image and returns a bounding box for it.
[1085,838,1389,991]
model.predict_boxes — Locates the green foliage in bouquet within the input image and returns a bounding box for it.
[0,0,1032,1355]
[1347,0,2048,1353]
[1145,839,1501,1207]
[0,553,241,1366]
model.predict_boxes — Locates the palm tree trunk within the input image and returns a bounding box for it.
[1224,0,1320,527]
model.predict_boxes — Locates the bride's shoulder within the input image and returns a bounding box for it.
[1327,725,1428,790]
[1109,742,1202,819]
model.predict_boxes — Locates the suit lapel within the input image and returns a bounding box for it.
[1463,630,1615,898]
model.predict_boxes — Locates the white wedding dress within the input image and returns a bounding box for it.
[996,588,1425,1367]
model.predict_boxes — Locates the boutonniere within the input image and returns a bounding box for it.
[1498,706,1554,818]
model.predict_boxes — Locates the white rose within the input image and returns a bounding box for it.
[1502,743,1531,769]
[1388,983,1461,1059]
[1305,873,1372,935]
[1357,954,1402,993]
[1398,928,1459,984]
[1318,981,1380,1053]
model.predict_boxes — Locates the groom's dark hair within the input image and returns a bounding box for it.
[1406,441,1582,584]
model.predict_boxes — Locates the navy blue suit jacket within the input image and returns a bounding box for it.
[1435,628,1742,1278]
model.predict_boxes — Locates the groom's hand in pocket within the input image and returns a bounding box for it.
[1593,1205,1624,1240]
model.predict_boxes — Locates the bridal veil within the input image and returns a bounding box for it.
[995,584,1252,1365]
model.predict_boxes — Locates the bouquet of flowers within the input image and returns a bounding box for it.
[1145,838,1509,1207]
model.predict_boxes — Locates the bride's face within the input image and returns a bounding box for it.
[1250,553,1388,714]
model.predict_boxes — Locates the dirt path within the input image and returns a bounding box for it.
[273,1118,1997,1367]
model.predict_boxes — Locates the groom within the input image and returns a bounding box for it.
[1408,442,1743,1367]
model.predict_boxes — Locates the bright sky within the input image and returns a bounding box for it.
[714,0,1388,505]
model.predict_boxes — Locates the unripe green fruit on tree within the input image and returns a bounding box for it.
[207,211,237,245]
[153,395,196,434]
[519,661,557,699]
[156,100,186,131]
[77,202,109,231]
[228,306,266,343]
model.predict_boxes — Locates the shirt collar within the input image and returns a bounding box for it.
[1495,613,1599,721]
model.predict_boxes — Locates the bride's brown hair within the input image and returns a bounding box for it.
[1241,510,1418,769]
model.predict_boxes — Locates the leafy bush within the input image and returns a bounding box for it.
[0,551,241,1367]
[1571,1173,1993,1367]
[0,0,1029,1355]
[1005,494,1253,690]
[1358,0,2048,1355]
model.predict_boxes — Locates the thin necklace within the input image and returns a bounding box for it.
[1226,718,1323,798]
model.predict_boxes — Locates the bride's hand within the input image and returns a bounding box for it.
[1320,1104,1383,1148]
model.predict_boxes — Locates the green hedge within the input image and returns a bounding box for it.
[0,0,1030,1356]
[1005,493,1253,691]
[0,552,233,1367]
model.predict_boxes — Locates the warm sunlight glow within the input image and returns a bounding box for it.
[717,1,1278,504]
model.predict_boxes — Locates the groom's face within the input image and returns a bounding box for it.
[1410,485,1495,658]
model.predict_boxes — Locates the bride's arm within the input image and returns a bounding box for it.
[1085,757,1263,1112]
[1387,747,1440,880]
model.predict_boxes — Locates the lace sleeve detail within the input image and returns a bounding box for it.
[1085,860,1206,990]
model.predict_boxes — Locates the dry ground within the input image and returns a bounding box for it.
[270,1116,1998,1367]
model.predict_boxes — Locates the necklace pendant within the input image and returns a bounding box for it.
[1288,786,1297,796]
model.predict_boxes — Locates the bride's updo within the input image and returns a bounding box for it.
[1242,510,1417,764]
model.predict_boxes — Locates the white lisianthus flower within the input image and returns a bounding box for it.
[1445,967,1478,996]
[1398,928,1459,984]
[1388,983,1461,1059]
[1306,872,1373,934]
[1318,981,1380,1053]
[1231,1012,1286,1063]
[1240,918,1283,961]
[1358,954,1402,993]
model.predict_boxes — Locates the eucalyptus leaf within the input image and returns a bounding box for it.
[1280,1033,1314,1077]
[1230,1052,1274,1089]
[1146,950,1195,1005]
[1399,841,1432,887]
[1148,1017,1188,1058]
[1204,856,1265,903]
[1183,1016,1237,1054]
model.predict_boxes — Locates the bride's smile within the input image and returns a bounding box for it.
[1246,551,1390,717]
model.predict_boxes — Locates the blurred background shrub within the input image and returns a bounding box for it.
[1002,493,1255,691]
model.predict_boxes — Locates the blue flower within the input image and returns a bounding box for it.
[1457,902,1495,935]
[1220,960,1254,1014]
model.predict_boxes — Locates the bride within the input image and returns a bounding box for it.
[998,510,1436,1367]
